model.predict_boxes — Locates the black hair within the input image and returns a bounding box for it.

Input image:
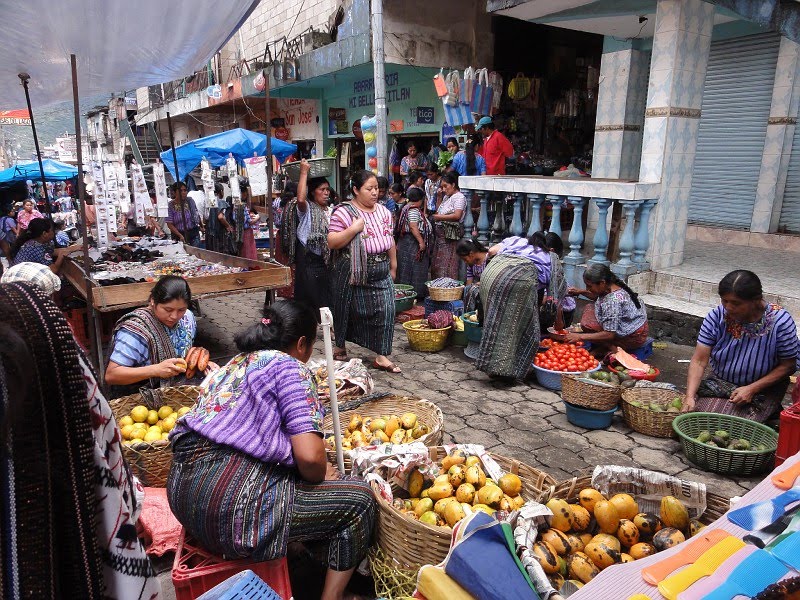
[527,231,548,252]
[307,177,330,200]
[149,275,192,305]
[441,171,459,189]
[53,219,65,231]
[583,263,642,309]
[445,137,459,150]
[406,187,425,203]
[390,183,405,196]
[350,170,377,194]
[465,137,478,176]
[406,142,416,151]
[235,300,318,353]
[214,183,224,196]
[544,232,564,257]
[170,182,187,193]
[718,270,763,301]
[456,238,489,257]
[426,163,440,175]
[12,217,52,257]
[280,180,298,207]
[408,170,424,184]
[377,176,389,190]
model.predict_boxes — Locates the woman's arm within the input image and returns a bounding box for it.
[388,243,397,280]
[327,218,365,250]
[730,358,796,404]
[565,330,615,344]
[488,243,501,258]
[685,343,711,411]
[296,160,310,213]
[217,210,234,232]
[50,245,82,274]
[105,358,186,385]
[409,221,425,253]
[290,432,327,483]
[167,222,184,242]
[432,209,464,222]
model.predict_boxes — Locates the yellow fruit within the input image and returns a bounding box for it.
[593,500,620,534]
[144,430,162,442]
[161,418,176,433]
[120,425,135,440]
[542,529,573,555]
[570,505,591,531]
[177,407,191,417]
[513,495,525,510]
[443,501,466,527]
[348,415,363,432]
[427,482,454,501]
[653,527,685,552]
[498,473,523,497]
[146,410,159,425]
[157,405,174,419]
[578,533,593,548]
[578,488,605,514]
[660,496,690,531]
[633,513,663,539]
[567,552,600,583]
[465,465,486,488]
[609,493,639,521]
[384,417,400,437]
[408,469,424,498]
[411,423,428,439]
[130,405,149,423]
[456,483,476,504]
[448,465,466,488]
[499,495,515,512]
[400,412,417,429]
[161,432,170,440]
[373,430,390,443]
[628,542,656,560]
[390,429,406,445]
[476,484,503,508]
[620,553,634,563]
[465,456,481,468]
[414,497,434,517]
[617,519,640,548]
[532,541,560,574]
[132,422,148,431]
[434,497,458,516]
[566,534,585,553]
[119,415,134,427]
[689,519,706,537]
[419,511,443,527]
[589,534,621,553]
[584,542,620,570]
[370,418,387,432]
[472,503,495,515]
[421,488,430,499]
[546,498,576,532]
[148,426,163,435]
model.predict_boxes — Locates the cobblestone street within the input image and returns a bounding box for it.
[196,291,761,499]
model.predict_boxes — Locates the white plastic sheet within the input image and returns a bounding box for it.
[0,0,259,107]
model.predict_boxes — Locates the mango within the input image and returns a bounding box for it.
[570,504,591,531]
[617,519,640,548]
[369,418,387,432]
[472,503,495,516]
[546,498,576,532]
[384,417,400,437]
[584,542,620,570]
[400,412,418,429]
[498,473,523,497]
[609,493,639,520]
[456,483,476,504]
[628,542,656,560]
[448,465,466,488]
[465,465,486,488]
[434,496,458,517]
[593,500,620,534]
[443,501,466,527]
[414,498,434,517]
[589,534,620,553]
[427,482,454,501]
[653,527,685,552]
[407,469,424,498]
[660,496,690,531]
[567,552,599,583]
[390,429,406,445]
[578,488,605,514]
[419,511,443,527]
[532,541,560,574]
[476,484,503,508]
[465,455,481,468]
[348,414,363,432]
[633,513,662,539]
[542,528,573,556]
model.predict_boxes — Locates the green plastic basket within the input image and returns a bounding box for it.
[672,412,778,476]
[394,285,416,312]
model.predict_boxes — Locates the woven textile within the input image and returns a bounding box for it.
[1,261,61,294]
[431,226,460,280]
[396,233,430,299]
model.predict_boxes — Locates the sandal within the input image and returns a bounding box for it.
[372,359,402,374]
[333,350,349,361]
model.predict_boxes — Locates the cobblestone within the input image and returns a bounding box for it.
[197,292,762,500]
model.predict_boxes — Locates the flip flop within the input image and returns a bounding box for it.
[333,351,348,361]
[372,359,402,373]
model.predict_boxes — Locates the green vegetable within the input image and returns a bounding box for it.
[696,430,712,443]
[714,430,730,443]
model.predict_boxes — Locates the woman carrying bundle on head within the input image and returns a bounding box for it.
[395,187,432,299]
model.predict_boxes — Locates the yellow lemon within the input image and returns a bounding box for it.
[130,405,149,423]
[120,424,135,440]
[158,405,174,419]
[177,407,191,417]
[148,425,163,434]
[119,415,134,427]
[146,410,159,425]
[161,432,170,440]
[161,418,176,433]
[130,428,146,440]
[144,430,162,443]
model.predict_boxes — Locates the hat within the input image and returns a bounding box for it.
[477,116,493,128]
[2,262,62,295]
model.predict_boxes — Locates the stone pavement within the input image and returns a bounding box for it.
[195,290,761,500]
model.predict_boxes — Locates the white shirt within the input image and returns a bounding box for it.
[187,190,207,221]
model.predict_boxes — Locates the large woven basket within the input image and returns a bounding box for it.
[542,473,729,526]
[370,446,556,572]
[561,374,621,411]
[402,319,451,352]
[323,394,444,471]
[109,386,201,487]
[621,388,684,438]
[282,157,336,182]
[426,282,464,301]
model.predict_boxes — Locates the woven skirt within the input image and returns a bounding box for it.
[431,226,460,280]
[396,233,430,298]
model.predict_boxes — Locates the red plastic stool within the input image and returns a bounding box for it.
[171,529,292,600]
[776,403,800,467]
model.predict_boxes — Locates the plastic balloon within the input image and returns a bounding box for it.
[364,132,375,143]
[372,168,379,174]
[368,157,378,168]
[366,146,377,158]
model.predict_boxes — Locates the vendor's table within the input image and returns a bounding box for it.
[570,452,800,599]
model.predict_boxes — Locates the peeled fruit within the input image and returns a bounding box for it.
[628,542,657,560]
[157,405,173,419]
[532,541,560,574]
[593,500,620,534]
[408,469,424,498]
[434,497,457,516]
[660,496,690,531]
[617,519,640,548]
[369,418,387,432]
[609,493,639,520]
[542,529,573,556]
[400,412,418,429]
[444,501,466,527]
[567,552,600,583]
[498,473,523,497]
[130,405,149,423]
[448,465,466,488]
[419,511,443,527]
[427,482,454,501]
[570,505,591,532]
[584,542,620,570]
[653,527,685,552]
[633,513,662,539]
[547,498,576,532]
[465,465,486,488]
[476,484,503,508]
[578,488,605,514]
[456,483,476,504]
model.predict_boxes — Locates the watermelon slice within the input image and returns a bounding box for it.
[612,347,650,372]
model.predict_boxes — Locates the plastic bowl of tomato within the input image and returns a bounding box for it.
[532,344,601,391]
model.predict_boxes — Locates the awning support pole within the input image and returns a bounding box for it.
[18,72,51,216]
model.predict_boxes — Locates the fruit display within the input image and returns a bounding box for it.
[532,490,703,590]
[118,404,191,445]
[390,449,527,530]
[626,395,685,413]
[608,348,658,380]
[694,428,768,451]
[183,346,210,379]
[534,342,599,373]
[325,412,429,451]
[452,315,464,332]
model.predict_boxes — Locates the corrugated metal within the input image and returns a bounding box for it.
[780,116,800,233]
[689,33,780,229]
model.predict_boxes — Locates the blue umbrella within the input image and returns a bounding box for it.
[0,158,78,185]
[159,128,297,180]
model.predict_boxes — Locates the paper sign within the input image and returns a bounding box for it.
[390,119,405,133]
[245,156,268,196]
[130,162,149,226]
[201,158,216,208]
[91,161,109,248]
[116,163,131,214]
[226,155,241,206]
[152,162,169,218]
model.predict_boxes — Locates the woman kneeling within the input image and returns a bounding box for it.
[167,301,376,600]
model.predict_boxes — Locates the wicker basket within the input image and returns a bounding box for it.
[561,374,621,411]
[672,412,778,476]
[403,319,451,352]
[370,446,556,572]
[542,473,729,526]
[109,386,201,487]
[323,395,444,471]
[426,281,464,301]
[621,388,684,438]
[282,157,336,182]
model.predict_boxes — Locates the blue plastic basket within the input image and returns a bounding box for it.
[562,400,617,430]
[533,363,601,391]
[197,569,282,600]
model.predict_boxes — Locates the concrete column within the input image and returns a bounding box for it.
[640,0,715,270]
[751,37,800,233]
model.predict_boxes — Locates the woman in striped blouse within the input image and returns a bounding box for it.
[685,270,799,422]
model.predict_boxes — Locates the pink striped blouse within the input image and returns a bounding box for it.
[330,203,394,254]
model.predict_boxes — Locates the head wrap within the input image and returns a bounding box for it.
[1,262,61,295]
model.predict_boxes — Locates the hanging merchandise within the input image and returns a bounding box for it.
[130,162,149,227]
[152,162,169,218]
[361,115,379,175]
[201,158,216,208]
[489,71,503,114]
[116,163,131,215]
[433,68,449,98]
[471,68,493,116]
[508,73,531,101]
[443,100,474,127]
[91,161,109,248]
[107,203,118,234]
[460,67,475,105]
[226,154,241,206]
[442,70,460,107]
[245,155,269,196]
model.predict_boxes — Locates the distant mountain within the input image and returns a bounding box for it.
[1,94,110,161]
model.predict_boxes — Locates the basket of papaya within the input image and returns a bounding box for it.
[322,394,444,472]
[621,387,686,438]
[368,445,557,574]
[535,466,730,593]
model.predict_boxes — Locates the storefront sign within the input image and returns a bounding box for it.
[328,107,348,135]
[415,106,435,124]
[0,109,31,125]
[349,72,410,109]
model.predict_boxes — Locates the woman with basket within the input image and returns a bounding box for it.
[394,187,432,299]
[167,300,376,600]
[685,270,799,422]
[430,172,466,280]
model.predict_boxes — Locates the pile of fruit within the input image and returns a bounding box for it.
[626,396,685,413]
[180,346,210,379]
[608,348,657,379]
[392,449,526,529]
[325,412,428,451]
[533,491,702,591]
[694,429,767,451]
[118,404,191,445]
[534,343,599,373]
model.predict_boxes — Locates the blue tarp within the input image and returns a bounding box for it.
[160,128,297,180]
[0,158,78,185]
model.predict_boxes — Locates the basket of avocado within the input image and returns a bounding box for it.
[621,388,686,438]
[561,369,622,411]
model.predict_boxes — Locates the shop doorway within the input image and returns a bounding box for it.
[335,138,364,199]
[391,134,441,183]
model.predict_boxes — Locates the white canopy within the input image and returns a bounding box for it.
[0,0,260,108]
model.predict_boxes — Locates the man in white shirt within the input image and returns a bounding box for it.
[187,189,208,227]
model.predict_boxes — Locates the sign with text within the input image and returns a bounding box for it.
[328,107,348,135]
[415,106,435,124]
[0,109,30,125]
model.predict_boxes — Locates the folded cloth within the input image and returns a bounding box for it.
[139,487,183,556]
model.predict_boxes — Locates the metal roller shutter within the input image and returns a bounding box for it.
[780,117,800,233]
[689,33,780,229]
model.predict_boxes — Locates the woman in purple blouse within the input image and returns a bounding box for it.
[167,300,375,600]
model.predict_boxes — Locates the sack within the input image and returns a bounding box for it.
[471,68,492,115]
[507,72,531,101]
[460,66,475,105]
[433,68,449,97]
[443,100,474,126]
[442,70,460,107]
[442,221,464,241]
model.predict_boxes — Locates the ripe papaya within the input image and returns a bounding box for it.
[593,500,620,534]
[660,496,690,531]
[567,552,600,583]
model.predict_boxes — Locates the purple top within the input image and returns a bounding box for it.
[171,350,324,465]
[165,197,200,231]
[495,236,551,287]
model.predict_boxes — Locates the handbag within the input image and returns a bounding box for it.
[460,66,475,105]
[471,68,493,115]
[443,100,474,126]
[433,68,449,97]
[441,221,464,241]
[507,72,531,101]
[442,70,460,107]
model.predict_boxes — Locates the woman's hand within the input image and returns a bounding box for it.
[351,217,365,233]
[325,463,342,481]
[300,158,310,175]
[567,287,582,296]
[153,358,187,379]
[564,332,582,344]
[730,385,756,405]
[683,396,696,412]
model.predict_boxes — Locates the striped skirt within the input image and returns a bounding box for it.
[332,255,395,355]
[476,255,541,379]
[396,233,430,298]
[431,225,460,280]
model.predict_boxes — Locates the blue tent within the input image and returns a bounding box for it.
[0,158,78,185]
[160,128,297,180]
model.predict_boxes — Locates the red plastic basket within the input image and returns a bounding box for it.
[172,530,292,600]
[776,403,800,467]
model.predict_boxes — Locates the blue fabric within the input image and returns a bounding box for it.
[451,150,486,176]
[160,128,297,180]
[0,159,78,184]
[11,240,52,266]
[55,231,70,247]
[109,310,197,367]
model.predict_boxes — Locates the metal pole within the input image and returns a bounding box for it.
[18,72,52,216]
[70,54,100,372]
[370,0,387,176]
[264,69,275,260]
